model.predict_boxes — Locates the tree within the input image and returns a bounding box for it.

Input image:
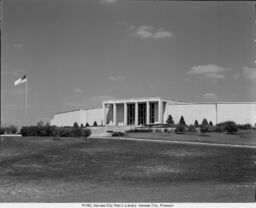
[166,115,175,125]
[179,116,186,126]
[194,120,199,127]
[93,121,97,127]
[209,121,213,126]
[80,123,84,128]
[85,123,89,127]
[37,121,44,127]
[73,122,79,128]
[201,118,208,126]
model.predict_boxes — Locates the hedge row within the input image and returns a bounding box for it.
[0,124,19,135]
[173,121,240,134]
[20,126,91,138]
[125,128,153,133]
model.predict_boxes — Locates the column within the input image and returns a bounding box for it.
[158,100,162,124]
[113,103,117,126]
[146,101,150,124]
[135,102,138,125]
[103,103,106,126]
[124,102,127,126]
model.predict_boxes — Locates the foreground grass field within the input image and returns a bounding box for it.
[0,136,255,202]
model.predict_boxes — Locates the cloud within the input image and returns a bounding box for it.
[100,0,118,4]
[242,67,256,80]
[74,88,84,93]
[108,75,126,81]
[12,43,24,48]
[203,93,217,100]
[129,25,173,39]
[188,65,231,79]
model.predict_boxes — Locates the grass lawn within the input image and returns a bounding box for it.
[0,136,256,202]
[124,130,256,146]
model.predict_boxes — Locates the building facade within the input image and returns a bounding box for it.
[50,97,256,127]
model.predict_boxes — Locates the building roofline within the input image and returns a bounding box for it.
[103,97,187,103]
[168,101,256,105]
[54,107,102,115]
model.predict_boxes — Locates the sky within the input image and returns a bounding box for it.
[1,0,256,127]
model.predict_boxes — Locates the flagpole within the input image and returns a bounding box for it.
[26,75,27,125]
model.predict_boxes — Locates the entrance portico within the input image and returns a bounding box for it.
[103,98,167,126]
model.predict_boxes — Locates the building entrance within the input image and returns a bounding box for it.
[138,103,146,125]
[127,103,135,125]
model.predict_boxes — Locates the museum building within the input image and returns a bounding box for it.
[50,97,256,127]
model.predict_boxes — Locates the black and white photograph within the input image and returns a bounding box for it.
[1,0,256,204]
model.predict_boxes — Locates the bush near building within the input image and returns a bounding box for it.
[215,121,238,133]
[93,121,97,127]
[201,118,208,126]
[112,132,125,137]
[179,116,186,126]
[0,124,19,134]
[188,125,197,133]
[125,128,153,133]
[237,123,252,130]
[73,122,79,128]
[166,115,175,126]
[20,125,91,138]
[174,124,186,133]
[194,120,199,127]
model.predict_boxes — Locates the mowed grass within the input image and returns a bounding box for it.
[124,130,256,146]
[0,136,256,202]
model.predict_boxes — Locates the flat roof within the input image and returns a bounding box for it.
[103,97,187,103]
[54,107,102,115]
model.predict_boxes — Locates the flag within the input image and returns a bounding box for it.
[14,75,27,86]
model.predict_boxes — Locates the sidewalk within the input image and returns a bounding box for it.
[90,135,256,149]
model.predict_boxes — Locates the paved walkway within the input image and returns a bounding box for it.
[90,135,256,149]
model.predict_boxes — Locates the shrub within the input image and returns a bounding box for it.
[164,128,170,133]
[20,126,30,137]
[125,128,153,133]
[215,124,224,132]
[179,116,186,126]
[37,121,44,127]
[201,118,208,126]
[166,115,175,125]
[238,123,252,130]
[86,123,89,127]
[188,125,197,133]
[0,127,4,134]
[209,121,213,126]
[175,124,186,133]
[112,132,125,137]
[2,124,19,134]
[73,122,79,128]
[224,121,238,133]
[93,121,97,127]
[216,121,238,133]
[57,127,73,137]
[81,128,91,138]
[200,124,209,133]
[20,125,90,138]
[194,120,199,127]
